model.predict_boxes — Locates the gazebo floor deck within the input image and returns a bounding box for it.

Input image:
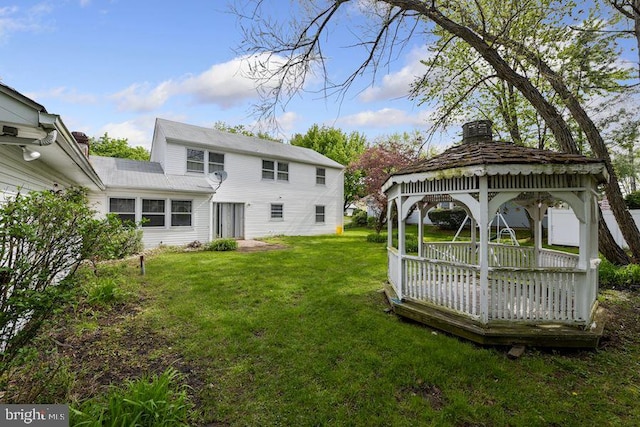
[383,283,605,349]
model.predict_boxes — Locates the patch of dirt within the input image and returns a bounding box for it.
[14,296,208,410]
[598,289,640,351]
[236,240,288,253]
[396,381,447,410]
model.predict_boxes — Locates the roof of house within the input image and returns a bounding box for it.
[90,155,214,193]
[154,118,344,169]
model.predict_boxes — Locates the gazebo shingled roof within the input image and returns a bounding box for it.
[395,140,604,176]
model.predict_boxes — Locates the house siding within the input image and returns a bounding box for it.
[203,149,343,239]
[88,189,211,248]
[0,146,75,197]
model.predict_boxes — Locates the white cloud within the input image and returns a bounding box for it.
[337,107,429,128]
[358,46,430,103]
[110,53,295,113]
[80,0,91,7]
[98,116,158,150]
[26,86,98,104]
[0,3,54,42]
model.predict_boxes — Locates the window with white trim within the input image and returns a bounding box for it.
[262,160,289,181]
[262,160,275,179]
[141,199,165,227]
[316,168,326,185]
[186,148,205,173]
[270,203,283,220]
[208,152,225,173]
[171,200,192,226]
[315,205,325,223]
[277,162,289,181]
[109,198,135,224]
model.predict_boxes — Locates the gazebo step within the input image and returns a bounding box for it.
[383,283,604,349]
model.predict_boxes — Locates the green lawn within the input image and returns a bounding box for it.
[126,229,637,426]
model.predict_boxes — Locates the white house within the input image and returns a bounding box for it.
[89,118,345,246]
[1,84,345,248]
[0,83,104,198]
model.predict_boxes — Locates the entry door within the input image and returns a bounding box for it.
[214,203,245,239]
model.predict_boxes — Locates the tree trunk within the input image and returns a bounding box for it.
[598,209,632,264]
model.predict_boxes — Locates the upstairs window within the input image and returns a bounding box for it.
[141,199,165,227]
[316,168,326,185]
[171,200,192,227]
[262,160,289,181]
[109,198,135,224]
[277,162,289,181]
[209,152,225,173]
[187,149,205,173]
[262,160,275,180]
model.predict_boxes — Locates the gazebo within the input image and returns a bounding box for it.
[382,121,607,348]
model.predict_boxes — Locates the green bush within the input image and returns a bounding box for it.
[624,191,640,209]
[366,233,387,243]
[350,210,368,227]
[71,368,192,426]
[599,259,640,289]
[206,238,238,251]
[0,187,141,371]
[428,208,468,230]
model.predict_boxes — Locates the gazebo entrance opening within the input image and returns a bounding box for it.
[382,121,607,348]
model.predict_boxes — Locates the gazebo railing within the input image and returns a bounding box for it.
[403,255,480,318]
[389,244,589,324]
[489,268,586,322]
[422,242,579,268]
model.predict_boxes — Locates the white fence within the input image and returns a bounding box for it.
[548,207,640,248]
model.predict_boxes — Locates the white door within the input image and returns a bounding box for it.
[214,203,245,239]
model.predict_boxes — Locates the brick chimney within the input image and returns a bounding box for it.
[72,131,90,157]
[462,120,493,143]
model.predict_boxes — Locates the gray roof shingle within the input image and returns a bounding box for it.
[90,156,214,193]
[155,118,344,169]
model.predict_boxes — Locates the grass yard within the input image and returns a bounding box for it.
[6,228,640,426]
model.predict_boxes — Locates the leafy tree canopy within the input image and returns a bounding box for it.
[213,121,282,142]
[89,133,150,161]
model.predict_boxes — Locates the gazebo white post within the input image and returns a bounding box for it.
[478,176,490,324]
[417,202,426,258]
[396,198,405,300]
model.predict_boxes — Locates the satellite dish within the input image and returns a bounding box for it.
[206,170,228,191]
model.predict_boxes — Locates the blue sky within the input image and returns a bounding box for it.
[0,0,439,150]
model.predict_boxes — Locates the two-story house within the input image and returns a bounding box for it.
[88,118,345,247]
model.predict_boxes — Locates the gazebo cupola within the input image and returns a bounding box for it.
[382,120,608,348]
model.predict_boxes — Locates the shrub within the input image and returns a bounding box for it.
[624,191,640,209]
[206,239,238,251]
[71,368,192,426]
[0,187,139,371]
[428,208,468,230]
[598,259,640,289]
[366,233,387,243]
[350,210,369,227]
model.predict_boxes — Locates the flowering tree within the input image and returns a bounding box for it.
[349,134,423,232]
